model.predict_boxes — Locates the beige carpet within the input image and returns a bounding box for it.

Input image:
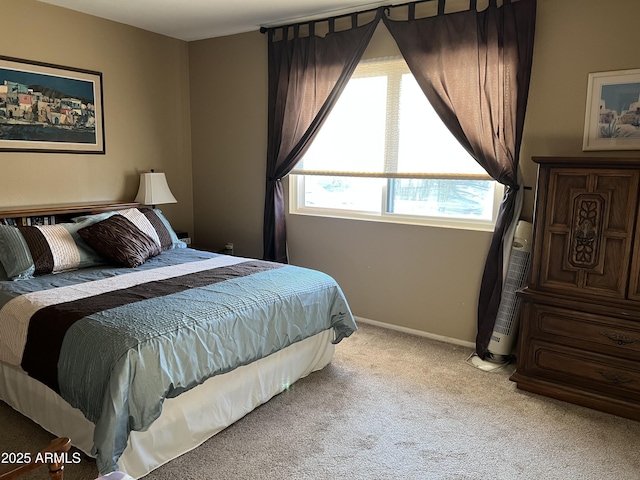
[2,322,639,480]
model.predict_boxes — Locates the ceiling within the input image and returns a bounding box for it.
[38,0,392,42]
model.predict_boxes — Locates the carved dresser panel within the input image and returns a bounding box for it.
[511,157,640,421]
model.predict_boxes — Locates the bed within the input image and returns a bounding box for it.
[0,202,356,478]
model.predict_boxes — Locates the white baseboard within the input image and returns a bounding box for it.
[354,316,475,349]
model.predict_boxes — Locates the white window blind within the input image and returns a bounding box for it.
[291,57,490,181]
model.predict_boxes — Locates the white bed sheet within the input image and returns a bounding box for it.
[0,329,335,479]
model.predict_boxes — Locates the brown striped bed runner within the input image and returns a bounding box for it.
[20,260,282,393]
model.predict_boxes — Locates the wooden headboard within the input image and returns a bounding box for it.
[0,201,139,224]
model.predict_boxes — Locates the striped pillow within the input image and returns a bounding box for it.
[0,223,107,280]
[18,225,81,275]
[118,208,174,252]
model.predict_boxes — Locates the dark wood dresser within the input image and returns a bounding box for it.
[510,156,640,421]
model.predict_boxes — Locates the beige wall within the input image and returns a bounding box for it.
[519,0,640,221]
[190,0,640,343]
[189,33,267,254]
[0,0,193,234]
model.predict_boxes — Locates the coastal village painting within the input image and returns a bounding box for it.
[0,56,104,153]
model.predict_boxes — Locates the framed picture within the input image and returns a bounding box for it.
[0,56,104,154]
[583,69,640,151]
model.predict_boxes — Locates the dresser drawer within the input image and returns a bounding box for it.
[526,340,640,400]
[527,303,640,360]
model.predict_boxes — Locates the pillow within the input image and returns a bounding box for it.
[0,261,9,281]
[73,208,185,251]
[0,223,108,280]
[144,208,186,250]
[70,210,116,226]
[0,225,34,279]
[78,214,161,268]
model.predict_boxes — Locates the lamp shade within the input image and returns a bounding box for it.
[135,172,177,206]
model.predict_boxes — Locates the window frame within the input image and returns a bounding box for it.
[289,174,504,231]
[288,56,503,232]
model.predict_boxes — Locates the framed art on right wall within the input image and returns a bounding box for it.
[583,69,640,151]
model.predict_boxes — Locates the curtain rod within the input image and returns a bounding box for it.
[259,3,389,34]
[259,0,505,34]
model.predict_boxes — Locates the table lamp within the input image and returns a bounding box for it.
[135,170,177,208]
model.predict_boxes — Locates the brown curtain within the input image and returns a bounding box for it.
[382,0,536,358]
[263,13,381,263]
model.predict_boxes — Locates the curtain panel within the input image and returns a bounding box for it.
[382,0,536,358]
[262,0,536,358]
[262,13,381,263]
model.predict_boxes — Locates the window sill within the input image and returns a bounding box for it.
[289,207,497,232]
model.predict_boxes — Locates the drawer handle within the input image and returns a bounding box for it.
[600,332,640,346]
[596,370,634,385]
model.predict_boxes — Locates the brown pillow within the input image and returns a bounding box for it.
[78,214,161,268]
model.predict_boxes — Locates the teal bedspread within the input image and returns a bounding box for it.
[0,249,356,474]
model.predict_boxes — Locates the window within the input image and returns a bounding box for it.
[289,57,502,230]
